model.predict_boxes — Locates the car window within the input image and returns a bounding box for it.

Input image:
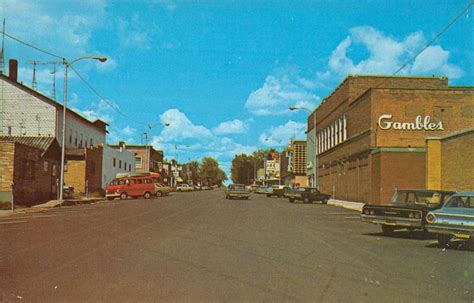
[445,196,472,208]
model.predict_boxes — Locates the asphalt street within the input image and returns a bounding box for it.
[0,189,473,302]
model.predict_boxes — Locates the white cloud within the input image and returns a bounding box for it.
[320,26,464,81]
[123,126,136,136]
[157,109,213,142]
[245,73,320,116]
[213,119,249,135]
[117,15,153,50]
[1,0,108,56]
[259,120,306,146]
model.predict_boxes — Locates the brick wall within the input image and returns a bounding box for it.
[9,143,59,206]
[440,131,474,191]
[426,139,442,190]
[65,160,86,193]
[85,146,103,193]
[0,143,15,202]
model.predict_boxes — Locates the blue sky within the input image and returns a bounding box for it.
[1,0,472,175]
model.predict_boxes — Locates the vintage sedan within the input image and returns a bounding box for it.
[361,189,455,235]
[287,187,331,204]
[426,192,474,247]
[225,184,250,200]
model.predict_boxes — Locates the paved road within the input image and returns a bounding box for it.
[0,189,473,302]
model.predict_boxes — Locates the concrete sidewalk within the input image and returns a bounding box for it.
[327,199,364,212]
[0,197,105,218]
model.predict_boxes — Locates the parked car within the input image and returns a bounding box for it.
[286,187,331,204]
[255,186,271,194]
[361,189,455,235]
[266,185,288,198]
[426,192,474,247]
[176,184,194,192]
[106,175,157,200]
[248,184,259,192]
[154,183,173,196]
[225,184,251,200]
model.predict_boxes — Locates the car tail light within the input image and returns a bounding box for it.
[414,212,421,219]
[426,214,435,223]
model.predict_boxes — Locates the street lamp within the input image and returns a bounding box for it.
[288,105,317,188]
[59,56,107,201]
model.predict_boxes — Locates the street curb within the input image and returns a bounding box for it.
[327,199,364,212]
[0,198,105,218]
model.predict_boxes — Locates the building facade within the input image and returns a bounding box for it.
[280,140,308,187]
[116,143,164,174]
[426,128,474,192]
[0,60,107,148]
[0,136,61,206]
[306,111,317,187]
[102,144,136,188]
[315,75,474,204]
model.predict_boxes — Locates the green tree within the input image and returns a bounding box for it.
[231,154,255,185]
[199,157,227,186]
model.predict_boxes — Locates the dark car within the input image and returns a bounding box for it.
[361,189,455,236]
[287,187,331,204]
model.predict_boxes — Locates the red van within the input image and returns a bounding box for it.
[106,175,158,200]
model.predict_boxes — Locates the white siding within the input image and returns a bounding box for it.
[56,108,106,149]
[0,79,56,136]
[102,145,136,188]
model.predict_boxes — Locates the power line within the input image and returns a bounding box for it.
[69,65,147,126]
[0,30,64,60]
[393,1,473,75]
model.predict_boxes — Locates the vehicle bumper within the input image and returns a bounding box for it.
[360,214,422,227]
[106,193,120,198]
[426,225,473,239]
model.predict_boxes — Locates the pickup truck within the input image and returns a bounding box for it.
[286,187,331,204]
[361,189,455,236]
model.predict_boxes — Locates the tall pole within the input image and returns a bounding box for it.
[59,63,68,201]
[58,56,107,201]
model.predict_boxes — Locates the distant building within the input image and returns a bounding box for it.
[280,140,307,187]
[113,143,164,174]
[264,151,280,185]
[306,111,317,187]
[0,136,61,206]
[102,144,136,187]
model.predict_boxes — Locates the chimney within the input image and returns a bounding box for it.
[118,140,126,151]
[9,59,18,82]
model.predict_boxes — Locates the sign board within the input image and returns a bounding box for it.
[378,114,444,131]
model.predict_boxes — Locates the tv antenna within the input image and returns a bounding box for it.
[0,19,5,74]
[26,60,61,98]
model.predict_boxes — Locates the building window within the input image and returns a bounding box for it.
[75,137,78,147]
[343,115,347,141]
[119,160,122,169]
[339,119,343,144]
[43,160,49,172]
[90,138,93,147]
[113,158,116,167]
[334,122,338,145]
[129,164,132,171]
[135,156,142,168]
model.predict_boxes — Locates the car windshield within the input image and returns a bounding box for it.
[230,185,245,190]
[391,191,444,205]
[445,195,473,208]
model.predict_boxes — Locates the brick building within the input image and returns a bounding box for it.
[280,140,308,187]
[64,146,104,195]
[0,136,60,206]
[314,75,474,204]
[426,128,474,192]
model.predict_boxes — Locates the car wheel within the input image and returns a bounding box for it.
[120,192,127,200]
[144,192,151,199]
[437,234,452,247]
[381,225,395,236]
[289,198,294,203]
[156,191,163,197]
[322,198,328,204]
